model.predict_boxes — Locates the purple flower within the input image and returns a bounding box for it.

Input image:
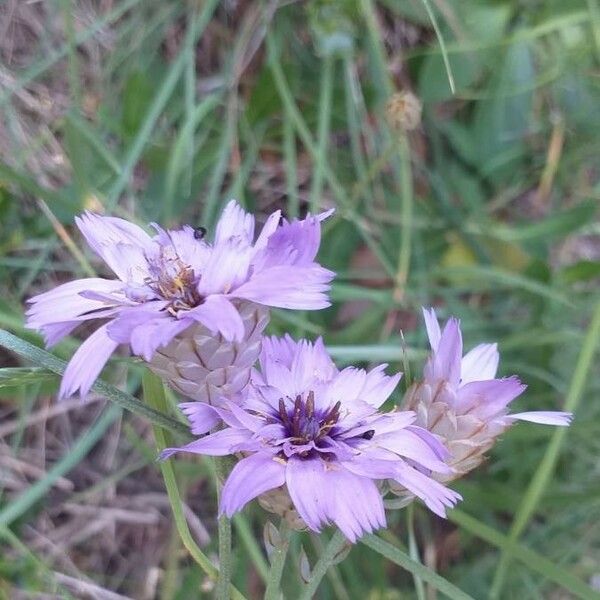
[161,335,461,542]
[402,308,572,480]
[421,308,572,427]
[26,202,334,399]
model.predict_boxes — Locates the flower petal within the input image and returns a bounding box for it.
[375,428,450,472]
[234,265,334,310]
[187,295,245,342]
[26,278,125,344]
[422,307,441,351]
[75,212,152,283]
[253,210,282,251]
[261,213,327,267]
[457,377,526,419]
[214,200,255,244]
[220,453,285,517]
[424,317,462,387]
[59,324,119,399]
[160,427,252,460]
[285,457,331,532]
[461,343,499,384]
[358,365,402,408]
[178,402,222,435]
[394,463,461,518]
[106,303,189,361]
[326,468,386,542]
[508,411,573,426]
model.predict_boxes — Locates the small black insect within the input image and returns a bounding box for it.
[361,429,375,440]
[193,226,207,240]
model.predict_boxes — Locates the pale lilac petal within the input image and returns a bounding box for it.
[40,322,80,347]
[508,411,573,426]
[326,468,386,542]
[405,425,451,463]
[422,307,441,351]
[263,214,323,266]
[260,334,298,370]
[222,401,264,433]
[341,455,399,479]
[234,265,334,309]
[75,212,152,282]
[358,365,402,408]
[59,324,119,399]
[129,317,189,361]
[187,296,245,342]
[197,237,252,296]
[220,453,286,517]
[325,367,367,406]
[424,317,462,387]
[340,411,415,439]
[375,429,450,472]
[285,457,330,531]
[160,428,252,460]
[253,210,282,250]
[179,402,221,435]
[214,200,255,244]
[106,303,181,360]
[26,278,125,332]
[394,463,461,518]
[289,337,338,396]
[458,377,526,419]
[461,343,499,384]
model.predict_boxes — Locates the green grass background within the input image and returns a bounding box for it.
[0,0,599,598]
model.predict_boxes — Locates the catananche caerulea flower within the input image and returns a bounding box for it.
[402,308,572,480]
[26,201,334,399]
[161,335,461,542]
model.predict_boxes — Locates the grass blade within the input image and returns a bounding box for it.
[490,300,600,598]
[0,329,189,436]
[361,534,474,600]
[450,510,599,599]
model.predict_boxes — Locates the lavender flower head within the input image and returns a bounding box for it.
[402,308,572,480]
[26,202,334,399]
[161,335,461,542]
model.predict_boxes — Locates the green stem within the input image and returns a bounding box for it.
[309,53,334,214]
[142,371,247,600]
[490,300,600,598]
[407,505,426,600]
[214,457,233,600]
[264,521,291,600]
[299,530,347,600]
[233,514,270,583]
[393,133,414,302]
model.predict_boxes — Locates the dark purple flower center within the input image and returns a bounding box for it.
[278,391,341,445]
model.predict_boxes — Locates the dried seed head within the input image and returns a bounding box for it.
[385,91,422,132]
